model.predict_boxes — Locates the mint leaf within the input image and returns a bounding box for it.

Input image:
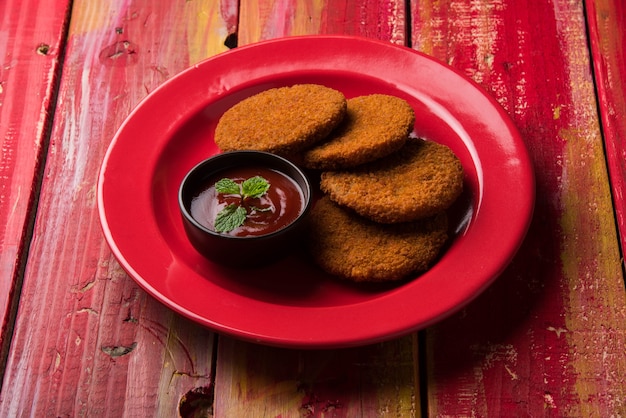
[215,178,240,195]
[214,204,247,233]
[213,175,271,233]
[242,176,270,199]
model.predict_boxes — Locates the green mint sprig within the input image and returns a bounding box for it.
[214,176,270,233]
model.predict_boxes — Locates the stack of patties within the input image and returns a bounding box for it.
[302,94,464,283]
[214,84,464,283]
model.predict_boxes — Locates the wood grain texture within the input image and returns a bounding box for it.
[213,1,420,416]
[215,336,420,417]
[2,0,625,416]
[411,0,626,415]
[0,0,235,415]
[586,0,626,258]
[238,0,407,46]
[0,0,71,361]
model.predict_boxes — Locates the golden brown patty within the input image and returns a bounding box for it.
[320,138,464,223]
[308,196,448,282]
[214,84,347,155]
[301,94,415,170]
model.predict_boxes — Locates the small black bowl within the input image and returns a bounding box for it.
[179,151,312,267]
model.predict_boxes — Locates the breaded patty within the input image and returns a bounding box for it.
[320,138,464,223]
[214,84,347,155]
[301,94,415,170]
[308,196,448,282]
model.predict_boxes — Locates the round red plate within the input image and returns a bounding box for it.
[98,36,534,348]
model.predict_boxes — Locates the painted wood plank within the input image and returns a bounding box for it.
[3,1,623,416]
[0,0,236,415]
[238,0,407,46]
[212,1,421,416]
[215,336,420,417]
[0,0,71,363]
[410,0,626,415]
[586,0,626,258]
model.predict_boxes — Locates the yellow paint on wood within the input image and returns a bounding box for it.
[413,0,435,55]
[557,11,626,412]
[68,0,113,34]
[238,0,326,45]
[184,0,231,64]
[370,335,420,417]
[215,336,420,416]
[560,124,626,415]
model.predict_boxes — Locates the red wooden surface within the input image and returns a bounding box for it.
[0,0,71,360]
[215,2,422,416]
[0,0,624,416]
[412,0,626,415]
[586,0,626,256]
[214,0,626,416]
[0,0,235,415]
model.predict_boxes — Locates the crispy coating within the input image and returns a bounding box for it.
[301,94,415,170]
[320,138,464,223]
[308,196,448,282]
[214,84,347,156]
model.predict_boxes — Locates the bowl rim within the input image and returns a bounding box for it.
[178,150,313,241]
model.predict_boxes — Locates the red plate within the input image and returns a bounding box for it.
[98,36,534,348]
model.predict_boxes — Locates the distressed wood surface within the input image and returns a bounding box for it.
[586,0,626,257]
[214,0,626,416]
[0,0,236,416]
[1,0,625,416]
[216,336,420,416]
[238,0,407,46]
[213,1,423,416]
[411,0,626,416]
[0,0,71,365]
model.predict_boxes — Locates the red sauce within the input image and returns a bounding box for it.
[190,167,304,237]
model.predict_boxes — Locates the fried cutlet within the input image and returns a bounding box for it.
[301,94,415,170]
[320,138,464,223]
[214,84,347,156]
[308,196,449,282]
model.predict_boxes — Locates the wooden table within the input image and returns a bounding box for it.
[1,0,625,416]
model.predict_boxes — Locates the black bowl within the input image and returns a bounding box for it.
[179,151,312,267]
